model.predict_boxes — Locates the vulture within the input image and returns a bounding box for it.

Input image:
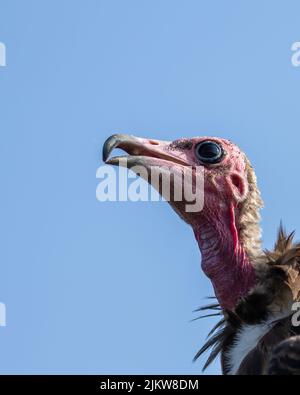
[103,134,300,375]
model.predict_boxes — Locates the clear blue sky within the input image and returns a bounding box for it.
[0,0,300,374]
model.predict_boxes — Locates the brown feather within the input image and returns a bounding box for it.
[195,225,300,374]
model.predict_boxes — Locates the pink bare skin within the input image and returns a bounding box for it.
[103,134,259,310]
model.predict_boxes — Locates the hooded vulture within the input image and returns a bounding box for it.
[103,134,300,375]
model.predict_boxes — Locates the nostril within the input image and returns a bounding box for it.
[148,140,159,146]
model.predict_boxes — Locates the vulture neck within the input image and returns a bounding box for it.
[194,159,263,310]
[194,208,261,311]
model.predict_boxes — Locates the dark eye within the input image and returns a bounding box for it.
[195,141,224,164]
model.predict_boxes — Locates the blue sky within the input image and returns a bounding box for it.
[0,0,300,374]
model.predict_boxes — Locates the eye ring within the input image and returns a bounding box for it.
[195,141,225,164]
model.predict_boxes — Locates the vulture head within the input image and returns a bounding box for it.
[103,134,263,311]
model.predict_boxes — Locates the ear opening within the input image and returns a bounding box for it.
[229,173,247,201]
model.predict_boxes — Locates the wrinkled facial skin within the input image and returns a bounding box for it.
[103,134,249,228]
[167,137,249,228]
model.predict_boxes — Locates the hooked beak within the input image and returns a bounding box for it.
[103,134,188,168]
[102,134,203,223]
